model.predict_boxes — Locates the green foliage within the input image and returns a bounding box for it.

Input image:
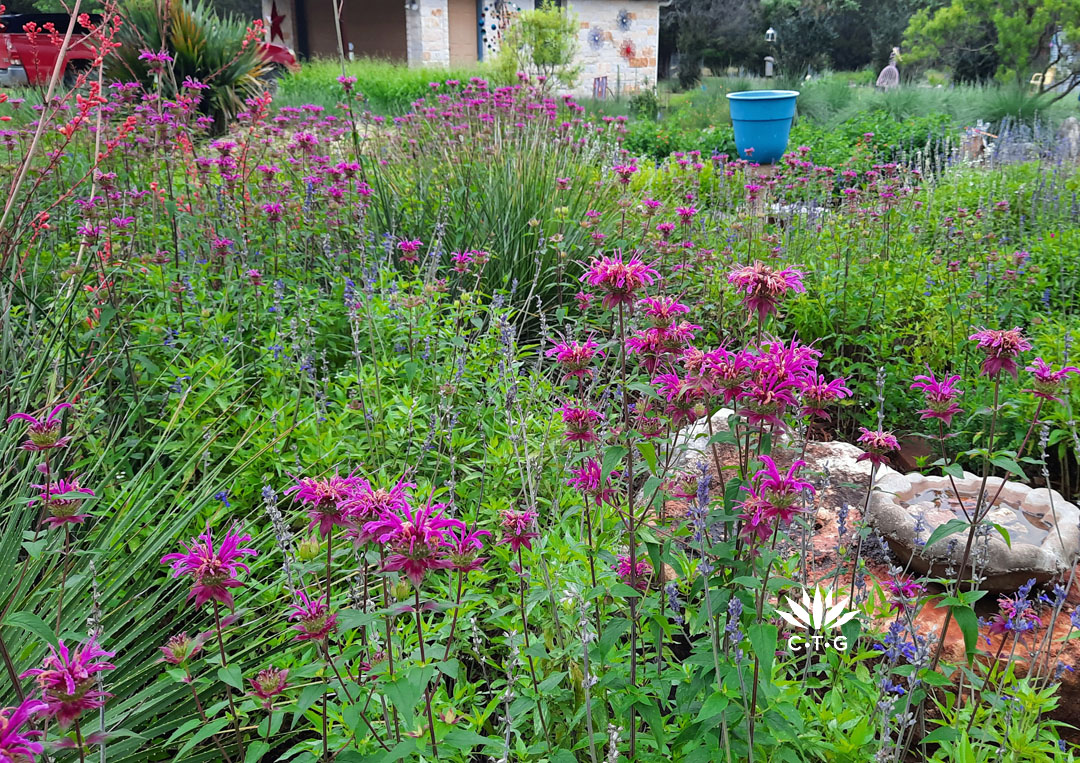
[494,1,582,91]
[109,0,266,130]
[274,58,506,114]
[904,0,1080,98]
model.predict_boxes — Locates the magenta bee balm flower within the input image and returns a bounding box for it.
[546,338,603,381]
[444,525,491,572]
[6,402,73,451]
[29,477,95,527]
[363,500,464,587]
[286,472,360,537]
[582,254,659,310]
[289,591,337,642]
[248,668,289,710]
[968,327,1032,379]
[342,478,415,543]
[555,405,602,443]
[160,525,257,610]
[612,555,652,592]
[21,637,115,729]
[800,375,852,420]
[1024,358,1078,403]
[727,261,805,320]
[0,698,47,761]
[910,369,963,426]
[497,509,539,552]
[855,427,900,466]
[158,632,207,668]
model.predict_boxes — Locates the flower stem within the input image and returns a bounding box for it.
[56,525,70,636]
[212,601,245,756]
[516,547,554,755]
[441,570,464,663]
[414,588,439,759]
[187,672,233,763]
[75,718,86,763]
[928,378,1001,675]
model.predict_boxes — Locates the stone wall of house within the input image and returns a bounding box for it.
[404,0,658,96]
[568,1,658,96]
[406,0,451,66]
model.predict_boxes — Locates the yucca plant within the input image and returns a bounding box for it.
[108,0,267,131]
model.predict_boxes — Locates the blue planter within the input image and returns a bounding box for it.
[726,90,800,164]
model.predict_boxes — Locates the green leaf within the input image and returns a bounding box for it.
[218,665,243,691]
[748,624,778,698]
[950,604,979,663]
[991,523,1011,547]
[924,518,969,549]
[442,729,503,753]
[172,717,230,761]
[384,666,435,720]
[338,609,378,631]
[602,445,628,484]
[3,611,60,651]
[989,456,1026,479]
[636,441,658,474]
[921,726,959,745]
[244,741,270,763]
[696,691,729,722]
[292,683,324,729]
[942,462,964,479]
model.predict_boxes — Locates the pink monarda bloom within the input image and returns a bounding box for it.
[555,405,602,444]
[612,554,652,592]
[444,525,491,572]
[248,668,289,710]
[6,402,73,451]
[737,373,800,429]
[726,261,805,320]
[737,484,775,545]
[0,698,47,761]
[497,508,539,552]
[987,589,1041,636]
[286,472,359,537]
[289,591,337,642]
[582,254,660,310]
[246,269,264,287]
[613,163,637,185]
[363,500,464,587]
[675,205,697,224]
[855,427,900,466]
[546,338,603,381]
[342,478,415,544]
[29,477,95,528]
[800,375,852,420]
[664,471,701,501]
[1024,357,1078,403]
[21,637,115,729]
[910,369,963,426]
[700,347,752,404]
[158,632,206,668]
[397,238,423,264]
[653,372,708,427]
[160,525,257,610]
[968,327,1032,379]
[883,578,925,614]
[752,455,814,523]
[566,458,620,505]
[638,295,690,329]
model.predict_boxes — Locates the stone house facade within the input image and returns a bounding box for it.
[263,0,658,96]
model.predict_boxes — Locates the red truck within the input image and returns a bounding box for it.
[0,13,298,88]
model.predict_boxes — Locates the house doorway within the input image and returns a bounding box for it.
[448,0,478,64]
